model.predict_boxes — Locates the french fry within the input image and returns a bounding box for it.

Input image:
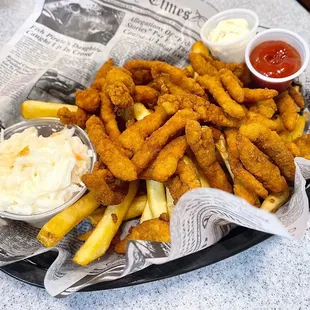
[133,103,152,120]
[87,207,106,226]
[280,115,306,142]
[87,195,147,226]
[37,192,100,247]
[166,187,174,218]
[261,190,290,212]
[146,180,167,218]
[21,100,78,119]
[77,229,94,241]
[73,181,139,266]
[215,136,234,179]
[140,201,153,223]
[125,195,147,220]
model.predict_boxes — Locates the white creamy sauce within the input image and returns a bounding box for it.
[208,18,250,43]
[0,127,90,215]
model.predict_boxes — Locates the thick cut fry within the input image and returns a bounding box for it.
[248,99,277,118]
[57,107,90,128]
[133,103,152,120]
[93,58,114,81]
[78,230,94,242]
[76,88,101,112]
[132,109,198,174]
[239,124,296,183]
[225,129,268,198]
[261,190,290,212]
[88,195,147,227]
[100,92,120,140]
[146,180,167,218]
[140,201,153,223]
[186,121,232,193]
[189,52,218,76]
[243,88,278,102]
[21,101,78,119]
[86,116,137,181]
[140,136,187,182]
[280,115,306,142]
[237,134,288,193]
[82,170,126,205]
[87,207,106,226]
[219,69,244,103]
[115,218,170,254]
[276,92,298,132]
[118,106,170,153]
[197,75,245,119]
[133,85,158,106]
[73,181,138,266]
[166,188,174,218]
[289,85,305,109]
[37,193,100,247]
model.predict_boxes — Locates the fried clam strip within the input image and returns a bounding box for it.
[100,92,120,140]
[219,68,244,103]
[225,129,268,198]
[140,136,187,182]
[124,60,162,85]
[75,88,101,112]
[289,85,305,109]
[243,88,278,102]
[276,91,298,132]
[133,85,158,106]
[93,58,114,81]
[234,179,260,207]
[166,156,201,203]
[197,75,245,119]
[237,134,288,193]
[151,62,205,96]
[239,124,296,183]
[294,134,310,158]
[248,99,277,118]
[243,111,285,132]
[118,106,171,153]
[189,52,218,76]
[86,115,137,181]
[186,120,232,193]
[158,94,240,128]
[115,218,170,254]
[191,40,210,56]
[82,169,126,205]
[104,67,135,108]
[154,75,188,96]
[132,109,198,174]
[57,107,90,128]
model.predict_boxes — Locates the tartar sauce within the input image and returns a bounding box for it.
[208,18,250,43]
[0,127,90,215]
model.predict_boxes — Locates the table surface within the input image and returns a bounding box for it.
[0,0,310,309]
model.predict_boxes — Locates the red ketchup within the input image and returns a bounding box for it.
[249,40,302,91]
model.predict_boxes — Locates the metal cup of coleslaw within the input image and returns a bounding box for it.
[0,118,96,228]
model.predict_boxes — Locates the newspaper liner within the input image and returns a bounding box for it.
[0,0,309,298]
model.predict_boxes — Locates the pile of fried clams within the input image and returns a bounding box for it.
[57,41,310,253]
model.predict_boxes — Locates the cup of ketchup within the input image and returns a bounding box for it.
[245,29,309,92]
